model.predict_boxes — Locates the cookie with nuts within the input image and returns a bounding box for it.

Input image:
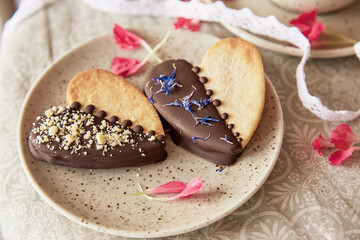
[28,69,167,168]
[28,103,167,169]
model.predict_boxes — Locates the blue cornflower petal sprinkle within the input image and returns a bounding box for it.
[216,167,226,172]
[147,87,155,104]
[183,86,196,101]
[191,98,211,110]
[152,66,182,96]
[163,100,183,107]
[220,135,233,144]
[194,115,219,126]
[190,134,211,143]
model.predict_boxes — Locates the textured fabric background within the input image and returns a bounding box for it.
[0,0,359,239]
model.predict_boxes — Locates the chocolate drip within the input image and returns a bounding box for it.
[109,116,119,123]
[70,101,81,110]
[84,104,95,114]
[121,119,132,128]
[212,99,221,106]
[221,113,229,120]
[206,90,213,96]
[96,110,106,118]
[192,66,200,73]
[28,106,166,169]
[144,59,242,165]
[199,76,208,84]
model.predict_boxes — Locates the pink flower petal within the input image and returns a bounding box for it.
[146,181,186,194]
[113,24,144,50]
[173,17,201,32]
[111,57,146,77]
[312,133,334,156]
[307,21,326,42]
[329,124,360,150]
[290,9,326,42]
[142,176,205,201]
[329,147,357,165]
[290,9,317,27]
[166,176,204,201]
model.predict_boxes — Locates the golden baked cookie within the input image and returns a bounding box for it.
[66,69,164,136]
[143,38,265,165]
[200,38,265,147]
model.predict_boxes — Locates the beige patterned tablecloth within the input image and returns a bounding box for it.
[0,0,359,239]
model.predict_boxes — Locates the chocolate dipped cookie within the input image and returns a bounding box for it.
[144,38,265,165]
[29,103,166,168]
[66,69,164,136]
[29,69,167,168]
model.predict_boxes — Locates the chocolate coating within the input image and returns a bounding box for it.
[122,119,132,128]
[221,113,229,120]
[212,99,221,107]
[144,59,242,165]
[199,76,208,84]
[96,110,106,118]
[109,116,119,123]
[70,101,81,110]
[28,106,166,169]
[205,89,213,96]
[84,104,95,114]
[192,66,200,73]
[148,130,156,136]
[133,125,144,133]
[228,124,234,129]
[157,135,165,142]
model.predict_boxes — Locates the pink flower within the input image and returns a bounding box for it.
[290,10,326,42]
[165,176,205,201]
[111,57,146,77]
[329,147,357,165]
[312,124,359,165]
[174,17,201,32]
[113,24,144,50]
[146,181,186,194]
[312,134,334,156]
[329,124,360,150]
[135,176,205,201]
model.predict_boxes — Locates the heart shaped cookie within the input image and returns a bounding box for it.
[28,69,167,169]
[66,69,164,136]
[143,38,265,165]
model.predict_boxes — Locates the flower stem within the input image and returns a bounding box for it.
[141,28,173,63]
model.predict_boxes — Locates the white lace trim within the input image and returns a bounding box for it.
[81,0,360,121]
[4,0,359,121]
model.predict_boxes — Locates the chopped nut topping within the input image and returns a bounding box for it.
[44,109,54,118]
[148,135,156,141]
[49,126,59,135]
[96,133,106,145]
[30,106,161,156]
[65,134,75,144]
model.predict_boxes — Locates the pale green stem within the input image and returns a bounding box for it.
[104,191,146,198]
[138,183,169,201]
[141,28,173,63]
[323,29,357,44]
[141,41,162,63]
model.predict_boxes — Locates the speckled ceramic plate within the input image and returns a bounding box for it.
[17,26,283,238]
[226,0,360,58]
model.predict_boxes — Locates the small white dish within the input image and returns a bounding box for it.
[17,26,283,237]
[226,0,360,58]
[271,0,358,14]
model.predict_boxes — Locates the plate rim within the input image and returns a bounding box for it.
[223,23,355,59]
[17,30,284,237]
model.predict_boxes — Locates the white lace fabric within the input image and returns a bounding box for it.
[82,0,360,122]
